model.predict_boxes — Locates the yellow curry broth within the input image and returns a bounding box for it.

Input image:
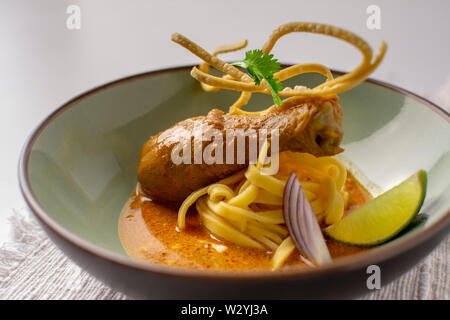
[119,172,371,271]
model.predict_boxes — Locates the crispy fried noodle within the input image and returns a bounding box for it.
[174,22,386,269]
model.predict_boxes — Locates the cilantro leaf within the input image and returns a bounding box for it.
[232,49,284,106]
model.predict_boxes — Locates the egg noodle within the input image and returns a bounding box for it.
[175,22,384,269]
[178,142,348,269]
[171,21,386,114]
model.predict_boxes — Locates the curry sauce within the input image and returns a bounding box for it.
[119,172,372,271]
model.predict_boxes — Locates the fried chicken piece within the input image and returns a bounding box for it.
[138,97,343,202]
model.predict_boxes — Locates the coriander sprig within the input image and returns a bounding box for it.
[232,49,284,106]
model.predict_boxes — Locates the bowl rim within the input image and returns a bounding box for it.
[18,65,450,282]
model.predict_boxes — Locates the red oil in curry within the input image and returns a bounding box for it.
[119,172,372,271]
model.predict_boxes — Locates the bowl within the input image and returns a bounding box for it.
[19,66,450,299]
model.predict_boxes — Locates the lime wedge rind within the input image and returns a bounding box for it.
[324,170,427,247]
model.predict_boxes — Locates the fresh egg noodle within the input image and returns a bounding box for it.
[177,142,348,269]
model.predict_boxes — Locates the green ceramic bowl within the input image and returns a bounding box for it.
[19,66,450,299]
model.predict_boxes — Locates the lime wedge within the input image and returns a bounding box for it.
[324,170,427,246]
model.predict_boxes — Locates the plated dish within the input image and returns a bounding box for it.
[119,22,427,271]
[18,21,449,298]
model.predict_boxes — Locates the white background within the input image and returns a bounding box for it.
[1,0,449,243]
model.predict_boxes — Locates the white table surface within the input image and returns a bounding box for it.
[1,0,449,244]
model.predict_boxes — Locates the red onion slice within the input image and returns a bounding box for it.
[283,171,332,265]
